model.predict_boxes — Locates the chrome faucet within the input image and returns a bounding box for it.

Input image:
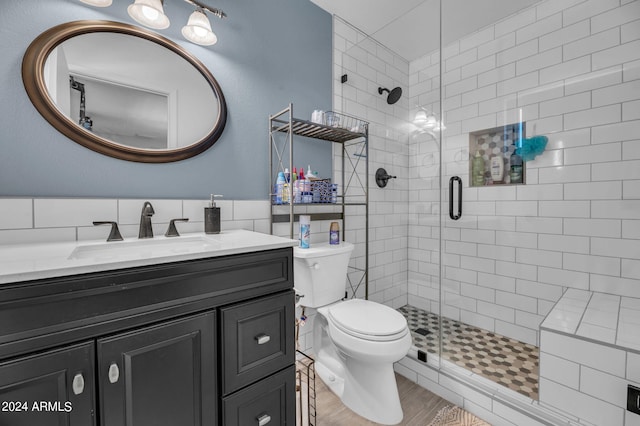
[138,201,155,239]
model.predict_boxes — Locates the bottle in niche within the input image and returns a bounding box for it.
[329,222,340,245]
[509,145,523,184]
[471,150,485,187]
[490,155,504,183]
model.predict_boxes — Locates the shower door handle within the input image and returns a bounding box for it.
[449,176,462,220]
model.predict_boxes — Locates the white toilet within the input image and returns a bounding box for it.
[294,242,411,425]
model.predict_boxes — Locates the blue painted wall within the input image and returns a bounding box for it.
[0,0,332,199]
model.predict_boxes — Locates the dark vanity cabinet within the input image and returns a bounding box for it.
[0,248,295,426]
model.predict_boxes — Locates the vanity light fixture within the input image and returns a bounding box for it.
[181,5,218,46]
[128,0,170,29]
[78,0,226,45]
[79,0,113,6]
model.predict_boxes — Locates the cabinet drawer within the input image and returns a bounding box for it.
[222,365,295,426]
[221,291,294,394]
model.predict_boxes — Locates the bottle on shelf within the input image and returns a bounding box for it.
[306,165,317,179]
[299,168,312,203]
[275,171,286,204]
[284,168,291,203]
[292,167,300,203]
[283,181,290,204]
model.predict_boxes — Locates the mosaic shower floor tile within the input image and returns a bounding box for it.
[398,305,539,400]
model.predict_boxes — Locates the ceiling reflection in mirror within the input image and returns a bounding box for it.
[23,21,227,163]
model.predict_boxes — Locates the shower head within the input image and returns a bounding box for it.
[378,86,402,105]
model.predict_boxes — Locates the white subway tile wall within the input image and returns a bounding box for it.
[333,17,410,309]
[0,198,273,244]
[540,325,640,426]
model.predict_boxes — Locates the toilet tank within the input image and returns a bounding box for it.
[293,242,354,308]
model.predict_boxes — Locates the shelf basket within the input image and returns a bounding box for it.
[296,350,316,426]
[324,111,368,134]
[310,179,337,204]
[271,180,338,205]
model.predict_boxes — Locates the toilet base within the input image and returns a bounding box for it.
[315,357,403,425]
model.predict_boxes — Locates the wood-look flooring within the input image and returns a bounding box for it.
[315,373,451,426]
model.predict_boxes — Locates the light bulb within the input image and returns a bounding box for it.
[142,5,159,20]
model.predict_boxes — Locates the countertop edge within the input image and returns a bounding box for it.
[0,230,298,285]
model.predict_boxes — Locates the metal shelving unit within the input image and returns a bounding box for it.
[269,103,369,299]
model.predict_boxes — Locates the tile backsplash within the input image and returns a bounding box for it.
[0,198,272,245]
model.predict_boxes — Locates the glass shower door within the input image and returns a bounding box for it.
[435,0,571,400]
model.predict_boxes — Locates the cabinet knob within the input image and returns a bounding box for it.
[108,362,120,384]
[72,373,85,395]
[256,413,271,426]
[255,334,271,345]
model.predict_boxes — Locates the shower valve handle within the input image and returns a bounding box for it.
[376,168,397,188]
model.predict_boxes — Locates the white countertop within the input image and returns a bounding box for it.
[0,230,297,285]
[541,288,640,353]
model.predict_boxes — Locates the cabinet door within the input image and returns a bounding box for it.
[98,312,216,426]
[0,341,95,426]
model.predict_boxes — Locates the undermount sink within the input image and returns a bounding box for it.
[68,235,221,261]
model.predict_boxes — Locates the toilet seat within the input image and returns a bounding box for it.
[327,299,409,342]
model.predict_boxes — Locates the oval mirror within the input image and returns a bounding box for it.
[22,20,227,163]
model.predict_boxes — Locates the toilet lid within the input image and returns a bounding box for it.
[327,299,408,341]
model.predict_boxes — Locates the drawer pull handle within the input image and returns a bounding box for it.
[257,413,271,426]
[108,363,120,384]
[255,334,271,345]
[72,373,85,395]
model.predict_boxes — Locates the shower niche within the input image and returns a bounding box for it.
[469,122,526,187]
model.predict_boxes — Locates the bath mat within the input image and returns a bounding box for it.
[426,405,491,426]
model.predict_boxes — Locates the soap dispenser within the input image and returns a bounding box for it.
[205,195,222,234]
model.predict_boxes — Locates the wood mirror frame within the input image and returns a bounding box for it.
[22,20,227,163]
